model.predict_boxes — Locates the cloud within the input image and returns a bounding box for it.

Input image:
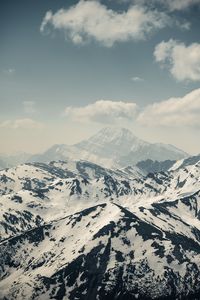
[123,0,200,11]
[23,101,36,114]
[131,76,144,82]
[64,89,200,127]
[64,100,138,124]
[154,39,200,82]
[0,118,43,129]
[137,88,200,127]
[40,1,169,47]
[163,0,200,11]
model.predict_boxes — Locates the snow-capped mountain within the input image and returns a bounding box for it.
[0,160,144,241]
[0,156,200,299]
[28,127,188,168]
[1,197,200,300]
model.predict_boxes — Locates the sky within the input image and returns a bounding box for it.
[0,0,200,155]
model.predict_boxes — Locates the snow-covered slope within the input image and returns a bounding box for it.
[28,127,188,168]
[170,154,200,171]
[1,195,200,299]
[0,157,200,299]
[1,159,200,241]
[0,160,145,241]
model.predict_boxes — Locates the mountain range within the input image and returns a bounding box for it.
[0,127,189,170]
[0,153,200,299]
[0,152,32,170]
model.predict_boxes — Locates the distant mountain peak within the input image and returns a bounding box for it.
[94,126,136,138]
[77,126,144,148]
[25,127,189,168]
[89,126,139,140]
[75,127,145,161]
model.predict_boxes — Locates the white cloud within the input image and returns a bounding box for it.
[154,39,200,82]
[124,0,200,11]
[0,118,43,129]
[164,0,200,11]
[64,90,200,127]
[131,76,144,82]
[40,1,169,47]
[137,88,200,127]
[23,101,36,114]
[64,100,138,124]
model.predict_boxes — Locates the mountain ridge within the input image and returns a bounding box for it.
[0,155,200,299]
[0,127,189,170]
[27,127,188,168]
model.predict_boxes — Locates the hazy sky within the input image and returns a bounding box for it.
[1,0,200,155]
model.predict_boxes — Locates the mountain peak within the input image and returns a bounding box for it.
[94,126,137,139]
[26,127,188,169]
[98,126,133,135]
[85,127,140,144]
[76,127,143,158]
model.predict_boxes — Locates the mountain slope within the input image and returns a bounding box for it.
[170,154,200,171]
[0,157,200,299]
[1,193,200,299]
[1,158,200,242]
[0,160,144,241]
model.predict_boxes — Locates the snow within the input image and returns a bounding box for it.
[0,155,200,299]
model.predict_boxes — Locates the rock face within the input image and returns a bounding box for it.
[28,127,188,168]
[0,157,200,300]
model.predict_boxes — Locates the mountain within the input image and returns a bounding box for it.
[136,154,200,174]
[170,154,200,171]
[0,158,6,170]
[29,144,72,164]
[0,152,32,170]
[1,198,200,300]
[0,160,144,241]
[0,157,200,299]
[118,142,187,167]
[28,127,188,168]
[136,159,176,173]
